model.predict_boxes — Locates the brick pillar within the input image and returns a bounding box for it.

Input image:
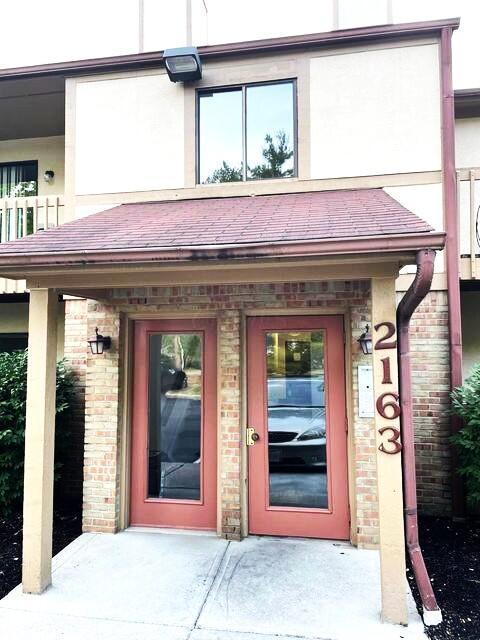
[62,298,88,502]
[83,301,122,533]
[218,309,242,540]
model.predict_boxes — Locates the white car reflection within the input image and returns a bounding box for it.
[267,377,326,469]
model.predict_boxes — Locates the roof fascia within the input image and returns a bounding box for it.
[0,18,460,82]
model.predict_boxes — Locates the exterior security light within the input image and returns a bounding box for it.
[357,324,373,355]
[43,170,55,183]
[88,327,112,355]
[163,46,202,82]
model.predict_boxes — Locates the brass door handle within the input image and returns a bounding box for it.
[246,427,260,446]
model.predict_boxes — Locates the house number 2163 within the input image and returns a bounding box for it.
[374,322,402,455]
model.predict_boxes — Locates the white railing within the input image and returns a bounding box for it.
[0,195,64,294]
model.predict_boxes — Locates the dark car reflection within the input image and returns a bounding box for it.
[267,377,326,470]
[148,366,201,500]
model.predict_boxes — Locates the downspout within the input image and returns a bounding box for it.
[440,26,465,516]
[397,248,442,626]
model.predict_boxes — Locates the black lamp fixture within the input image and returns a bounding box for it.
[163,46,202,82]
[88,327,112,355]
[357,324,373,355]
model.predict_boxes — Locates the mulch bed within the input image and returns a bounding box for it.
[409,515,480,640]
[0,506,81,599]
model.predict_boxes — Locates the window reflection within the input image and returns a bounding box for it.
[198,81,295,184]
[246,83,294,180]
[148,333,202,500]
[266,331,328,509]
[198,89,243,184]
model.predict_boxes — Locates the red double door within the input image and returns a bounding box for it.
[130,315,349,540]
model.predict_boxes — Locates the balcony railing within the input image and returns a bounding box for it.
[0,195,64,294]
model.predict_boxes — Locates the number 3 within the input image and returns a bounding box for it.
[378,426,402,454]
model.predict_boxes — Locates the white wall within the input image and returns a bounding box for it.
[74,72,185,195]
[456,118,480,168]
[0,136,65,195]
[310,43,441,179]
[0,302,65,357]
[457,179,480,255]
[385,183,445,272]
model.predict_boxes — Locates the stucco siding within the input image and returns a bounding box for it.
[310,43,441,179]
[74,73,185,195]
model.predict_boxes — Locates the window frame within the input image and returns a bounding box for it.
[196,78,298,185]
[0,332,28,353]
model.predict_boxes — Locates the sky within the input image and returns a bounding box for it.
[0,0,478,88]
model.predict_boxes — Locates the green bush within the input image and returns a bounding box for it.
[0,349,75,514]
[451,363,480,506]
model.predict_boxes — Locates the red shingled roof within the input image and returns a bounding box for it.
[0,189,443,267]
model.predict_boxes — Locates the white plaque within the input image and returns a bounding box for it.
[358,365,374,418]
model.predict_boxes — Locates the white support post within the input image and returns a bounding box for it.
[371,277,408,625]
[22,288,58,594]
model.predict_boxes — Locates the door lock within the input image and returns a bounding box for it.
[246,427,260,446]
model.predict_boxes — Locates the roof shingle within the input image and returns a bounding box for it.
[0,189,434,259]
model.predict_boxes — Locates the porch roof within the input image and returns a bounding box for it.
[0,189,445,270]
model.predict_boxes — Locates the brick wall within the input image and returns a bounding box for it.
[409,290,452,515]
[61,298,88,502]
[82,301,122,532]
[73,281,379,545]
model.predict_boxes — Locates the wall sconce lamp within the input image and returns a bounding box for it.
[357,324,373,355]
[43,170,55,183]
[88,327,112,355]
[163,46,202,82]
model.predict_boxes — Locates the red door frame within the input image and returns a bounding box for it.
[247,315,349,540]
[130,318,217,530]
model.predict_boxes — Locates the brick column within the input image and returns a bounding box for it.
[218,309,242,540]
[83,301,122,533]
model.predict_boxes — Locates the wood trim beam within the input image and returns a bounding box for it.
[24,260,403,292]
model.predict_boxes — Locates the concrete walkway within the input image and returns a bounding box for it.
[0,530,426,640]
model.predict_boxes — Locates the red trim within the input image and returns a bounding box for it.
[440,27,465,516]
[0,18,460,81]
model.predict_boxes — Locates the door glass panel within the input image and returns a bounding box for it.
[266,331,327,509]
[148,333,202,500]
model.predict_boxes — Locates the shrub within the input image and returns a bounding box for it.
[451,363,480,507]
[0,349,75,514]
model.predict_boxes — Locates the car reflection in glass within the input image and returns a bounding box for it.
[267,377,326,470]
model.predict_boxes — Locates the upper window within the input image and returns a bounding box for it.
[0,161,37,198]
[198,80,296,184]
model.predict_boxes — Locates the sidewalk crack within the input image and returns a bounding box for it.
[187,540,231,639]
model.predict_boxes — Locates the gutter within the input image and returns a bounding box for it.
[0,231,446,271]
[397,248,442,626]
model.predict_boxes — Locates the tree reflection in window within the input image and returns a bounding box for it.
[199,81,295,184]
[205,130,293,183]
